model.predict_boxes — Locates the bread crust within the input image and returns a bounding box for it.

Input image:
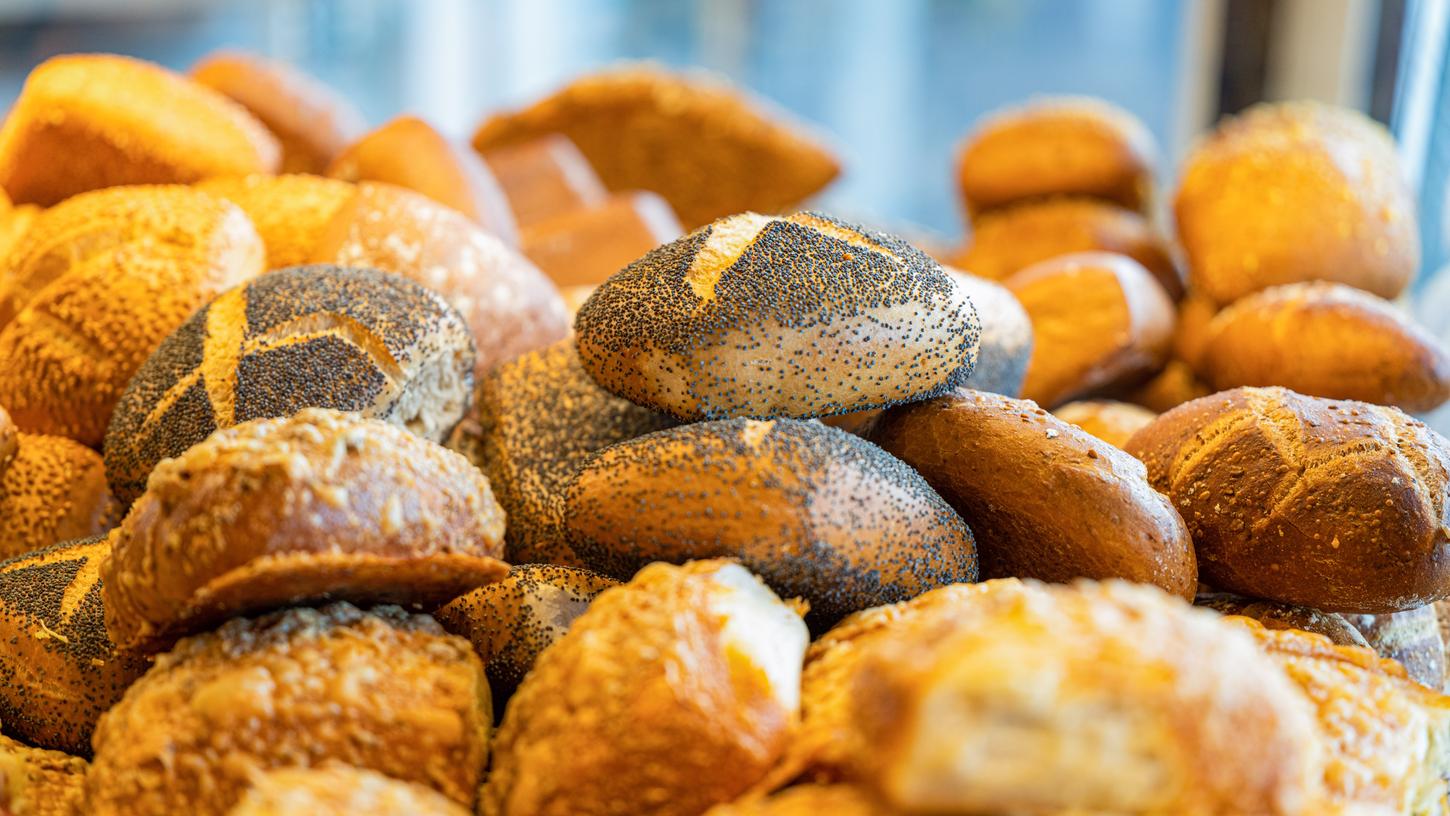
[946,271,1033,398]
[1119,358,1211,413]
[196,174,355,269]
[0,404,17,477]
[704,785,890,816]
[1053,399,1157,449]
[1195,592,1369,648]
[1344,606,1447,691]
[0,733,88,816]
[0,433,117,560]
[228,764,471,816]
[521,190,682,287]
[480,134,608,228]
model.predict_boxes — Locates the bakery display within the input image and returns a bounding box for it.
[521,190,683,287]
[195,174,355,269]
[480,134,608,228]
[0,431,117,559]
[1052,398,1156,448]
[0,733,88,816]
[227,764,471,816]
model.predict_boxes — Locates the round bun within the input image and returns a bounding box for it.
[229,764,471,816]
[575,211,981,421]
[1175,101,1417,305]
[86,603,490,815]
[190,50,365,174]
[1126,387,1450,613]
[0,54,279,206]
[1053,399,1157,449]
[955,97,1157,218]
[1344,606,1446,690]
[704,786,890,816]
[479,134,608,228]
[947,271,1033,397]
[103,265,475,506]
[0,536,148,755]
[102,408,507,653]
[1198,282,1450,412]
[0,433,117,560]
[1195,592,1369,647]
[521,190,682,287]
[483,560,808,816]
[0,733,88,816]
[447,339,675,565]
[309,181,568,377]
[196,174,355,269]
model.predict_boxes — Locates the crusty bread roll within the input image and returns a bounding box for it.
[0,433,117,560]
[563,418,978,629]
[575,211,980,420]
[328,116,518,244]
[868,390,1195,598]
[1127,387,1450,613]
[704,785,889,816]
[1119,358,1211,413]
[0,733,88,816]
[0,54,279,206]
[1195,592,1369,647]
[482,560,808,816]
[103,408,507,653]
[480,134,607,228]
[1197,282,1450,412]
[190,50,364,175]
[1174,291,1218,371]
[1008,251,1175,408]
[1175,101,1418,305]
[309,181,568,377]
[446,340,675,565]
[0,405,16,476]
[955,97,1157,218]
[0,204,38,281]
[947,271,1033,397]
[521,191,682,287]
[0,536,148,755]
[1052,399,1156,448]
[103,265,475,506]
[472,64,840,228]
[1344,606,1446,691]
[227,764,470,816]
[196,174,355,268]
[86,603,490,816]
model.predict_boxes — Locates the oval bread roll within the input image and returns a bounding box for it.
[0,733,88,816]
[1344,606,1447,691]
[228,765,471,816]
[196,174,355,269]
[948,271,1033,397]
[521,190,682,287]
[1053,399,1157,449]
[480,134,608,228]
[0,433,117,560]
[1195,592,1369,648]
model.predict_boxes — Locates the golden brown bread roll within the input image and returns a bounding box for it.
[0,733,88,816]
[1195,592,1369,648]
[102,408,507,653]
[0,433,117,560]
[1008,251,1175,408]
[1344,606,1447,691]
[1119,358,1212,413]
[867,390,1195,598]
[191,50,364,175]
[704,785,890,816]
[1052,399,1156,448]
[482,560,808,816]
[479,134,608,228]
[309,181,568,377]
[195,174,355,268]
[563,418,979,630]
[0,405,16,476]
[1175,101,1418,305]
[0,204,38,282]
[85,603,490,816]
[328,116,518,244]
[472,64,840,228]
[575,212,980,420]
[955,97,1157,219]
[1197,281,1450,412]
[521,190,682,287]
[1126,387,1450,613]
[0,54,279,206]
[227,764,471,816]
[1173,291,1219,371]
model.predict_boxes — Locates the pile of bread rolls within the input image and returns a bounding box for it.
[0,48,1445,816]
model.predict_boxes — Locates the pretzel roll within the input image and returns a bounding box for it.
[1344,606,1447,690]
[1175,101,1418,305]
[521,191,682,287]
[0,54,279,206]
[1053,399,1156,449]
[228,765,471,816]
[86,603,490,816]
[196,174,354,268]
[191,50,365,174]
[0,433,117,560]
[0,405,16,476]
[575,211,980,420]
[1195,592,1369,647]
[310,182,568,377]
[1126,387,1450,612]
[0,734,88,816]
[480,134,607,228]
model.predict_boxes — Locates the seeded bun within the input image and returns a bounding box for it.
[1126,387,1450,613]
[103,408,506,652]
[521,191,682,287]
[947,271,1033,397]
[228,764,471,816]
[103,265,475,506]
[0,536,148,755]
[472,64,840,228]
[0,54,279,206]
[1053,399,1157,448]
[0,434,117,560]
[0,734,88,816]
[86,603,490,815]
[563,418,978,630]
[575,211,980,421]
[1195,592,1369,647]
[196,174,355,268]
[480,134,607,228]
[310,181,568,377]
[191,50,365,174]
[1344,606,1447,690]
[447,339,675,565]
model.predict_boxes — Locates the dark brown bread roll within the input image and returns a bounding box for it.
[102,409,507,653]
[521,191,682,287]
[480,134,608,228]
[1126,387,1450,613]
[228,764,471,816]
[195,174,355,269]
[1053,399,1157,449]
[562,418,978,630]
[0,433,117,560]
[103,265,475,506]
[575,211,981,421]
[1344,606,1446,690]
[0,733,88,816]
[868,390,1196,598]
[1195,592,1369,648]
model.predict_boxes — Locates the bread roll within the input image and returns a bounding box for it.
[947,271,1033,397]
[1195,592,1369,647]
[1198,282,1450,412]
[328,116,518,244]
[0,433,117,560]
[0,536,148,755]
[482,560,808,816]
[480,134,607,228]
[521,191,682,287]
[0,54,279,206]
[1053,399,1156,448]
[704,786,890,816]
[85,603,490,816]
[1174,292,1218,371]
[0,734,87,816]
[575,211,980,420]
[1344,606,1447,690]
[868,390,1195,598]
[473,65,840,229]
[0,405,16,476]
[0,204,38,281]
[563,418,978,629]
[1008,251,1175,408]
[196,174,355,268]
[955,97,1156,218]
[103,265,475,506]
[227,765,470,816]
[190,50,364,175]
[1120,358,1211,413]
[1126,387,1450,613]
[446,340,675,565]
[309,181,568,377]
[1175,101,1418,305]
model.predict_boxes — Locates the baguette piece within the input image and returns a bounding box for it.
[0,433,117,560]
[521,191,682,287]
[480,134,607,228]
[196,174,355,269]
[227,765,470,816]
[0,733,88,816]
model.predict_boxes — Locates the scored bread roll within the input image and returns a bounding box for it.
[196,174,355,268]
[521,190,682,287]
[228,765,469,816]
[86,603,490,816]
[480,134,608,228]
[0,734,88,816]
[0,54,279,206]
[1344,606,1447,691]
[0,433,117,560]
[1195,592,1369,648]
[1127,387,1450,613]
[1052,399,1157,448]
